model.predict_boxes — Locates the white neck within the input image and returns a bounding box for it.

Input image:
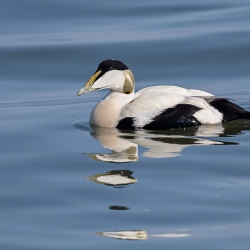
[90,91,135,127]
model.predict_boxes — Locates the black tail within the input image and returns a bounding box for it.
[205,97,250,123]
[244,111,250,120]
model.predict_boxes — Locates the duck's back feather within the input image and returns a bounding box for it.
[117,92,250,130]
[118,88,220,129]
[120,92,186,128]
[136,85,214,97]
[117,103,201,130]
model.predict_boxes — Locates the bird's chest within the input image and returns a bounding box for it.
[90,99,121,127]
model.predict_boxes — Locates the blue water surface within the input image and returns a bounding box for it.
[0,0,250,249]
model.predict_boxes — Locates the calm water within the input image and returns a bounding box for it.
[1,0,250,249]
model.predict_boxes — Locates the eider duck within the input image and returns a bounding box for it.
[77,59,250,130]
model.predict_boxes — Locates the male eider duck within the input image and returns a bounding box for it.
[77,59,250,130]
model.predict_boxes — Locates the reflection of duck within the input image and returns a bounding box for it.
[96,230,148,240]
[86,170,137,187]
[109,205,130,210]
[85,127,138,163]
[77,59,250,129]
[83,123,250,162]
[96,230,190,240]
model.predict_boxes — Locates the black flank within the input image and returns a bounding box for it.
[117,117,136,130]
[143,104,202,130]
[204,97,250,123]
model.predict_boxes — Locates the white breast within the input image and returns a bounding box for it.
[90,91,135,127]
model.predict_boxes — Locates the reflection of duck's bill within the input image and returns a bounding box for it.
[84,153,138,163]
[96,230,148,240]
[86,170,137,186]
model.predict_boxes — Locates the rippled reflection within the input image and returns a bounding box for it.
[86,170,137,187]
[150,233,190,238]
[109,205,131,210]
[96,230,191,240]
[83,122,250,162]
[96,230,148,240]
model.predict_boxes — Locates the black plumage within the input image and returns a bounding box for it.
[117,104,202,130]
[204,97,250,123]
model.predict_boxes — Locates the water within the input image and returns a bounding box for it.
[1,0,250,249]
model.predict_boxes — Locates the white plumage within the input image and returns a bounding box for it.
[77,59,250,129]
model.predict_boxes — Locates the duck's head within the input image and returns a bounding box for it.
[77,59,135,96]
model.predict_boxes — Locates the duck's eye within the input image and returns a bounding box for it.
[108,66,114,70]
